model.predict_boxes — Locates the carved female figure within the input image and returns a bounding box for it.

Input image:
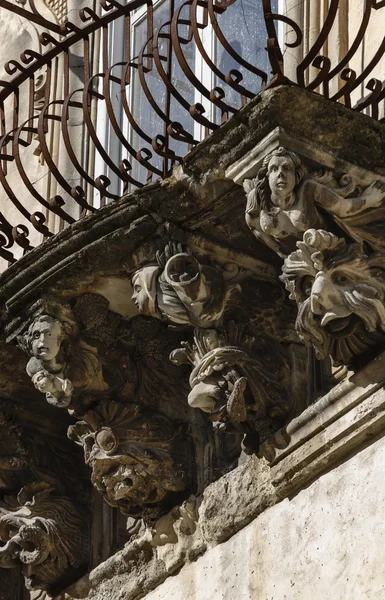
[245,147,385,257]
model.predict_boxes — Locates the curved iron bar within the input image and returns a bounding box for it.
[35,99,93,214]
[323,0,372,89]
[188,0,258,101]
[208,0,270,82]
[119,61,164,177]
[296,0,340,89]
[0,0,385,266]
[102,63,144,188]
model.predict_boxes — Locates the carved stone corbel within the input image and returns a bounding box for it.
[68,398,190,521]
[170,323,290,454]
[131,242,240,328]
[130,241,293,454]
[16,300,108,409]
[0,401,91,594]
[243,146,385,258]
[0,482,89,593]
[280,229,385,366]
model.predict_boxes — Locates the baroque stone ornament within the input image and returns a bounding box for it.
[0,482,89,593]
[68,398,189,520]
[170,324,290,453]
[131,243,239,328]
[17,301,107,408]
[280,229,385,365]
[244,147,385,257]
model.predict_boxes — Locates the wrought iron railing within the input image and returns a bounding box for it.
[0,0,385,264]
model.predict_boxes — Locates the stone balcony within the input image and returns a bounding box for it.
[2,84,385,597]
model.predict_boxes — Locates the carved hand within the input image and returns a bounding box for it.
[363,180,385,207]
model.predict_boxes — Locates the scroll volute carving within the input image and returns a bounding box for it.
[244,146,385,258]
[17,301,108,408]
[0,482,89,593]
[281,229,385,365]
[68,399,190,521]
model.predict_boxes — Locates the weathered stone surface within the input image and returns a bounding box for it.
[145,434,385,600]
[7,84,385,321]
[198,456,275,545]
[3,83,385,598]
[60,347,385,600]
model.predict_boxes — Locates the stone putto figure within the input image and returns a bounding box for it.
[280,229,385,365]
[23,315,74,408]
[244,147,385,257]
[131,243,239,328]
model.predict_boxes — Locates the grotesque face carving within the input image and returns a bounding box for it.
[281,229,385,364]
[68,401,187,519]
[267,154,297,201]
[0,483,89,592]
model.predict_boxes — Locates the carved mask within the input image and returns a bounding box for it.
[281,229,385,364]
[0,483,89,591]
[69,402,186,517]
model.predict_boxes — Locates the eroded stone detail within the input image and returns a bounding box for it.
[68,398,189,521]
[131,241,293,453]
[170,324,290,453]
[131,243,239,328]
[0,482,89,593]
[17,302,107,408]
[244,147,385,257]
[280,229,385,365]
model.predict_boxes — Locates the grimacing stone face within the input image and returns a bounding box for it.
[281,229,385,364]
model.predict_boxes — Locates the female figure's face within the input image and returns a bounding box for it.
[31,320,62,361]
[268,155,296,201]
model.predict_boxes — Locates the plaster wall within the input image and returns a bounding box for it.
[146,435,385,600]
